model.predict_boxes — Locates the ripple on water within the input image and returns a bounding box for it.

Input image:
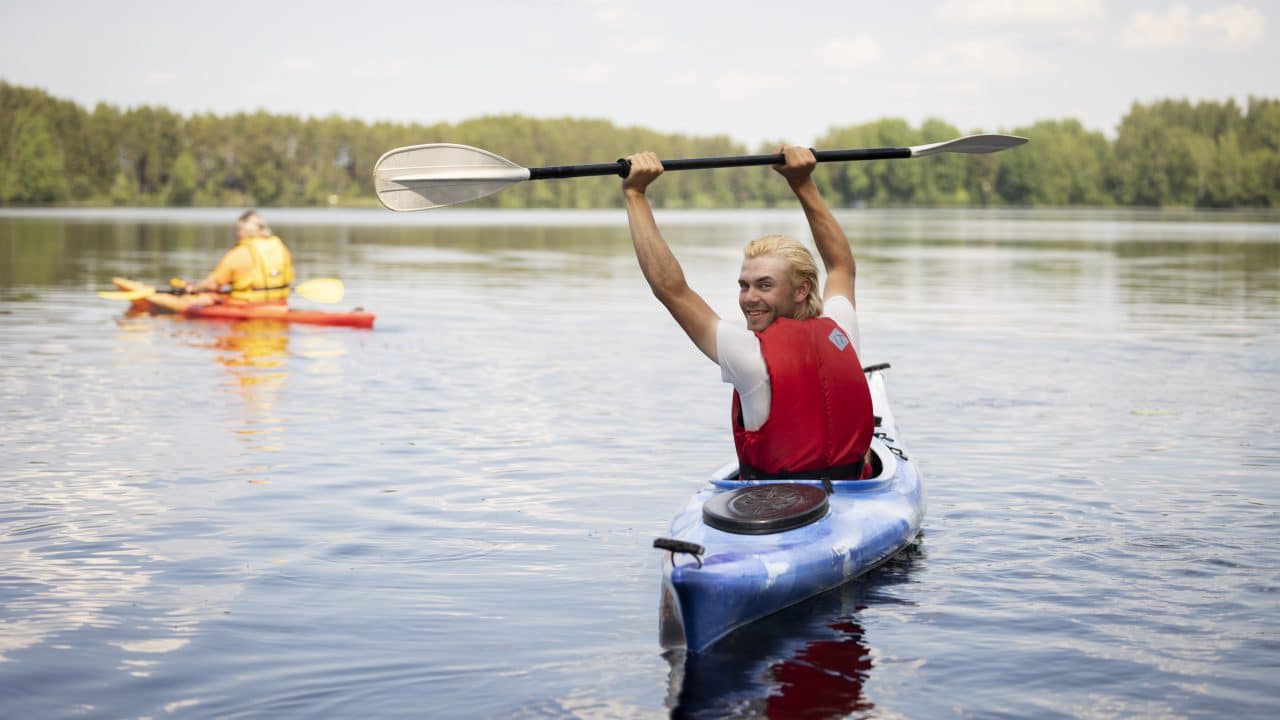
[2,209,1279,718]
[319,536,505,565]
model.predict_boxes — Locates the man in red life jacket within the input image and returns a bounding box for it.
[623,146,874,479]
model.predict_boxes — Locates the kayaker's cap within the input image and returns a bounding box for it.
[702,483,829,535]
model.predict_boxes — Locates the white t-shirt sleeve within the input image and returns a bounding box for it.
[822,295,861,354]
[716,320,770,431]
[715,297,862,433]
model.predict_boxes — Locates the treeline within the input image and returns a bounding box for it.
[2,81,1278,209]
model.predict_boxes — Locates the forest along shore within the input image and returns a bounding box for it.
[2,82,1278,210]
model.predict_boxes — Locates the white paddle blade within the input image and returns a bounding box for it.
[909,133,1028,158]
[373,143,531,211]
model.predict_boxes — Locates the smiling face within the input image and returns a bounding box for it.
[738,253,812,332]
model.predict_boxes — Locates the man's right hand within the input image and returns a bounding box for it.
[622,152,663,196]
[773,145,817,190]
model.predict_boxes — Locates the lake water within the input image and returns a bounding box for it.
[1,207,1278,718]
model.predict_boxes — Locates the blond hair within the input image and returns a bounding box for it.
[743,234,822,320]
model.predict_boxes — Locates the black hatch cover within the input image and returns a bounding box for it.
[702,483,829,535]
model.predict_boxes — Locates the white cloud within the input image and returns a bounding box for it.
[1198,3,1266,48]
[1121,3,1266,50]
[143,71,177,84]
[349,61,406,78]
[811,35,882,69]
[714,70,787,102]
[935,0,1104,23]
[1120,3,1194,48]
[609,34,668,56]
[913,41,1050,77]
[282,57,317,73]
[667,70,700,86]
[560,62,615,85]
[591,0,629,26]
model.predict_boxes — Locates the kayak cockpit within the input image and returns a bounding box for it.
[708,435,900,494]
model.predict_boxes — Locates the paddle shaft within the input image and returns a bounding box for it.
[139,282,299,297]
[527,147,913,181]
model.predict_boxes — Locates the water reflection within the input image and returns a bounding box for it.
[195,319,292,452]
[115,313,300,451]
[0,472,165,662]
[668,547,921,719]
[2,208,1277,717]
[202,319,291,372]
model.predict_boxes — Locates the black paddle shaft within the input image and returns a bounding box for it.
[526,146,913,181]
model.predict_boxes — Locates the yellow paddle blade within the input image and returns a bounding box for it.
[294,278,344,304]
[169,277,186,289]
[98,288,156,301]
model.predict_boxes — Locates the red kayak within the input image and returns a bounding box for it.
[110,278,375,329]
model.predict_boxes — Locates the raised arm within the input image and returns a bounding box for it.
[774,146,856,307]
[623,152,721,361]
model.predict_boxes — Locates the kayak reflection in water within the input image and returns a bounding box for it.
[674,618,874,720]
[622,147,875,479]
[206,319,290,371]
[184,210,295,305]
[187,319,292,451]
[667,564,901,719]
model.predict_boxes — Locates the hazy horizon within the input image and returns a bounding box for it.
[2,1,1277,146]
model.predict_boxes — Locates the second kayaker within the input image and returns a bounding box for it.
[186,210,295,303]
[622,146,874,480]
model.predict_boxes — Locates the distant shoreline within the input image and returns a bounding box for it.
[3,81,1278,210]
[5,206,1278,231]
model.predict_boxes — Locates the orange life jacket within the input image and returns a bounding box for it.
[229,235,293,303]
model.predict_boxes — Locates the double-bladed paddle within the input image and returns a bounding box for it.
[372,133,1028,212]
[98,277,345,304]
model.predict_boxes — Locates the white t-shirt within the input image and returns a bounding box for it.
[716,295,860,431]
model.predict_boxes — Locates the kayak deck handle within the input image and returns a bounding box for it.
[654,538,706,568]
[863,362,891,373]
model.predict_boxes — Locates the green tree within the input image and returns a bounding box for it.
[109,170,136,205]
[0,108,68,202]
[168,151,199,205]
[2,80,1277,209]
[996,119,1110,205]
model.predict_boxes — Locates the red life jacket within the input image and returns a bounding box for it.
[732,316,874,478]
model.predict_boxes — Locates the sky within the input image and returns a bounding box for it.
[1,0,1277,148]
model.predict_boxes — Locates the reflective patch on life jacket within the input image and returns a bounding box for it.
[828,327,850,351]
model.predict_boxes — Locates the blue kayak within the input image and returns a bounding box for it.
[656,366,926,653]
